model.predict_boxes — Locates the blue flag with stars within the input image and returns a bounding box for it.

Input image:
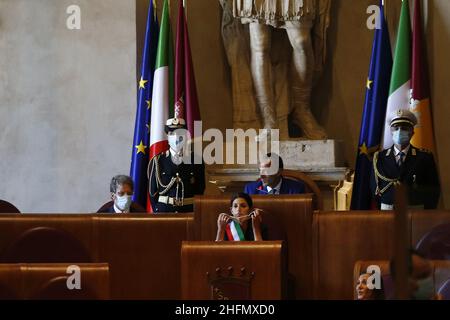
[130,0,159,210]
[351,2,392,210]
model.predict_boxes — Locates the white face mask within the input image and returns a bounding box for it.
[392,129,411,146]
[115,195,132,211]
[168,134,185,153]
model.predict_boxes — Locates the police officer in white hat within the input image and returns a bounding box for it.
[148,117,205,213]
[371,109,440,210]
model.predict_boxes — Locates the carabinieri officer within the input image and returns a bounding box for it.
[371,109,440,210]
[148,117,205,213]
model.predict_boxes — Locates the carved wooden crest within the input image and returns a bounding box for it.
[207,266,255,300]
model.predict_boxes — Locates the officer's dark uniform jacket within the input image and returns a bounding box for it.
[149,151,205,213]
[370,144,440,209]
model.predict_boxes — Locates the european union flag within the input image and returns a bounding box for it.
[351,2,392,210]
[130,0,159,209]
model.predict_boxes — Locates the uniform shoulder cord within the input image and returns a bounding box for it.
[373,151,401,196]
[148,154,184,201]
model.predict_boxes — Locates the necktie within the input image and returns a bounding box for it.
[397,152,405,167]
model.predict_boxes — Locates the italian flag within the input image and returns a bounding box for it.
[382,0,411,149]
[410,0,436,154]
[225,221,245,241]
[149,0,174,159]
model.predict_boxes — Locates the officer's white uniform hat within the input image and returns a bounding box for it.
[388,109,418,128]
[165,117,186,133]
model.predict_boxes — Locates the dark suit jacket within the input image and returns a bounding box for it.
[370,145,440,209]
[97,201,146,213]
[244,177,305,195]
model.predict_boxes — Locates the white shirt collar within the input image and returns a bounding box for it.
[266,178,282,194]
[169,149,183,165]
[393,144,411,157]
[114,203,129,213]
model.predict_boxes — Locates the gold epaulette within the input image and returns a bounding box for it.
[385,148,391,156]
[419,148,432,154]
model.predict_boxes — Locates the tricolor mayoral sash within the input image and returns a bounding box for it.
[225,221,245,241]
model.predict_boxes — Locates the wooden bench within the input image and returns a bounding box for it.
[0,214,194,299]
[0,263,109,299]
[313,210,450,299]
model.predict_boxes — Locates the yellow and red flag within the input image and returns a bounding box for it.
[410,0,436,154]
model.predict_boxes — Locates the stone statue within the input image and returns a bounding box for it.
[220,0,331,140]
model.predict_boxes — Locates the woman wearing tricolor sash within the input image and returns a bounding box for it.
[216,193,268,241]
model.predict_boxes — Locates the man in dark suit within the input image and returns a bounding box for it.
[244,153,305,195]
[98,175,146,213]
[371,109,440,210]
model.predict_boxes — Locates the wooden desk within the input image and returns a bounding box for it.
[181,241,285,300]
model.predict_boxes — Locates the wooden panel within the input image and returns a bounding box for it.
[194,194,314,299]
[313,211,395,299]
[181,241,284,300]
[0,214,194,299]
[0,263,109,299]
[0,264,21,299]
[0,214,94,260]
[3,209,449,299]
[411,210,450,246]
[94,214,194,299]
